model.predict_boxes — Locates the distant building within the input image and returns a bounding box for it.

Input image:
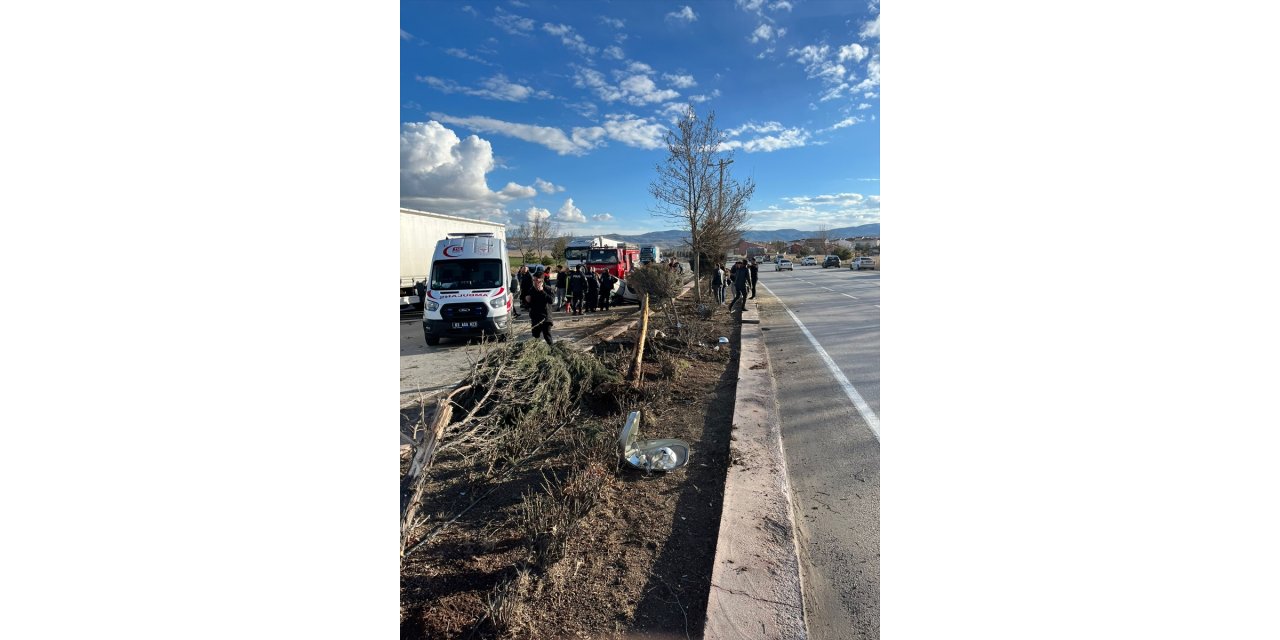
[737,240,767,256]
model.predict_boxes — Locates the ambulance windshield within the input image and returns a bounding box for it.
[430,259,504,290]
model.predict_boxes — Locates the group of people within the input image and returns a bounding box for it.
[509,264,619,345]
[710,258,758,311]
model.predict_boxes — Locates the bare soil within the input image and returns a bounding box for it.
[401,296,740,639]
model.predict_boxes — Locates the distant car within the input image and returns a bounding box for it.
[850,257,876,270]
[822,255,841,268]
[775,259,793,271]
[801,256,816,266]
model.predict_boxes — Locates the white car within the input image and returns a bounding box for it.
[775,259,793,271]
[850,257,876,270]
[801,256,816,266]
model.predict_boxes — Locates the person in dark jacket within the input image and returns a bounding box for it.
[567,266,588,316]
[730,260,750,311]
[518,265,534,310]
[711,265,725,305]
[552,265,567,309]
[524,276,555,345]
[585,270,600,312]
[598,271,616,311]
[748,259,759,299]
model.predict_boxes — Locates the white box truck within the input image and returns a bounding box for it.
[401,208,506,312]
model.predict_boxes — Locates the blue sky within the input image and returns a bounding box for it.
[401,0,879,234]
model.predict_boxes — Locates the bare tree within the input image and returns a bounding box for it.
[529,217,557,259]
[510,222,533,264]
[649,107,750,300]
[816,224,830,255]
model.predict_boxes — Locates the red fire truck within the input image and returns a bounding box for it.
[584,242,640,280]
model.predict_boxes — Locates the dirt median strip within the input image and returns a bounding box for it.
[703,303,808,639]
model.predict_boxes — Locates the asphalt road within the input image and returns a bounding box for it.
[754,264,881,640]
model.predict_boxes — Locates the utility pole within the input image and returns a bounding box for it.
[715,158,733,260]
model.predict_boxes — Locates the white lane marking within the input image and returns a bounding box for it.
[841,293,858,300]
[761,282,881,439]
[874,305,880,308]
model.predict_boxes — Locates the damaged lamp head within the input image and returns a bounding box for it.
[619,410,690,472]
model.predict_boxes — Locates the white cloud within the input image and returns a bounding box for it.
[819,83,850,102]
[665,6,697,23]
[400,121,535,217]
[400,29,414,41]
[788,45,847,87]
[856,103,872,110]
[429,112,593,155]
[747,191,880,230]
[663,73,697,88]
[688,89,720,103]
[619,75,680,104]
[659,102,691,122]
[838,43,868,63]
[429,111,664,154]
[501,182,536,198]
[852,54,880,92]
[491,7,535,35]
[817,116,865,133]
[627,61,655,75]
[592,213,614,222]
[859,15,880,40]
[750,23,775,43]
[603,45,625,59]
[524,206,551,222]
[542,23,598,56]
[445,48,493,66]
[534,178,565,194]
[770,1,793,10]
[864,91,878,98]
[600,16,625,29]
[722,121,811,153]
[736,0,766,12]
[600,113,666,149]
[417,74,551,102]
[557,198,587,223]
[727,121,785,136]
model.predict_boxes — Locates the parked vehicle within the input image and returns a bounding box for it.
[401,208,506,312]
[639,244,662,265]
[822,255,841,268]
[850,257,877,270]
[775,259,794,271]
[421,233,513,346]
[801,256,816,266]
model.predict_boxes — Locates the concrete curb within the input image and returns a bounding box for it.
[704,299,808,639]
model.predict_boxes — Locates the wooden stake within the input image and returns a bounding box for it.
[631,293,650,386]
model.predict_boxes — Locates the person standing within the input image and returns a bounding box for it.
[585,269,600,313]
[524,276,555,345]
[748,258,759,299]
[711,263,725,305]
[553,265,567,309]
[730,260,750,311]
[518,265,534,312]
[598,270,616,311]
[568,265,587,316]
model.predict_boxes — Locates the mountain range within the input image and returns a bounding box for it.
[603,223,880,246]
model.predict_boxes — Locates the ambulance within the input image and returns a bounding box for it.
[421,233,513,346]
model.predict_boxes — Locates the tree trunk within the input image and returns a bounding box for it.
[630,294,650,386]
